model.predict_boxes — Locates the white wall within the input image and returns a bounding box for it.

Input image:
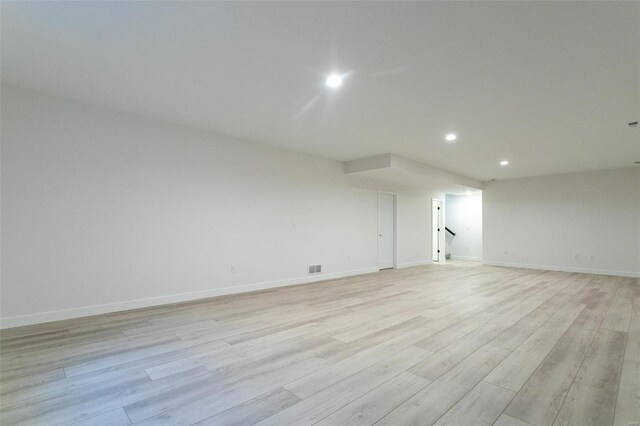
[445,193,482,261]
[483,168,640,277]
[0,86,438,328]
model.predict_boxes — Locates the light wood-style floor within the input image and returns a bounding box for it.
[1,262,638,426]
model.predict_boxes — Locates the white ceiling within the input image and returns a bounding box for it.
[2,1,638,181]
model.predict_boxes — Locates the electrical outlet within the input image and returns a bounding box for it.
[230,265,236,273]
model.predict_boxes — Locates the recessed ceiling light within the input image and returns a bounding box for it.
[500,160,509,166]
[325,74,343,89]
[445,133,457,141]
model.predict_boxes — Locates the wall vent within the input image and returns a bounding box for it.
[308,265,322,274]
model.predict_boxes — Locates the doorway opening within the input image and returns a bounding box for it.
[377,192,396,270]
[444,192,483,262]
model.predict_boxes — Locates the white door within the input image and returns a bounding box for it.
[432,199,443,262]
[378,193,395,270]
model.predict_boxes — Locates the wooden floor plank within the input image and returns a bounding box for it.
[484,302,585,392]
[0,262,634,426]
[503,308,603,426]
[433,380,515,426]
[494,413,536,426]
[376,344,510,425]
[553,328,627,426]
[73,407,132,426]
[191,387,300,426]
[314,372,430,426]
[257,346,430,426]
[131,356,330,425]
[613,360,640,426]
[601,291,634,332]
[625,296,640,363]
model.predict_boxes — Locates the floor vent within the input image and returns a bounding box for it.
[308,265,322,274]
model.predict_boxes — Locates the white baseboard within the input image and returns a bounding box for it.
[9,258,632,329]
[450,255,482,262]
[0,267,379,329]
[397,259,432,269]
[483,260,640,278]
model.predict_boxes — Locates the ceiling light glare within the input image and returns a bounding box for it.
[445,133,457,141]
[325,74,343,89]
[500,160,509,166]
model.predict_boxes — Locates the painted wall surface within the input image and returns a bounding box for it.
[483,168,640,277]
[445,193,482,261]
[1,86,438,327]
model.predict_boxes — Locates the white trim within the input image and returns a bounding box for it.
[483,260,640,278]
[397,259,432,269]
[450,255,482,262]
[0,267,378,329]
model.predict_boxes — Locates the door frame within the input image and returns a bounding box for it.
[377,191,397,270]
[432,198,444,262]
